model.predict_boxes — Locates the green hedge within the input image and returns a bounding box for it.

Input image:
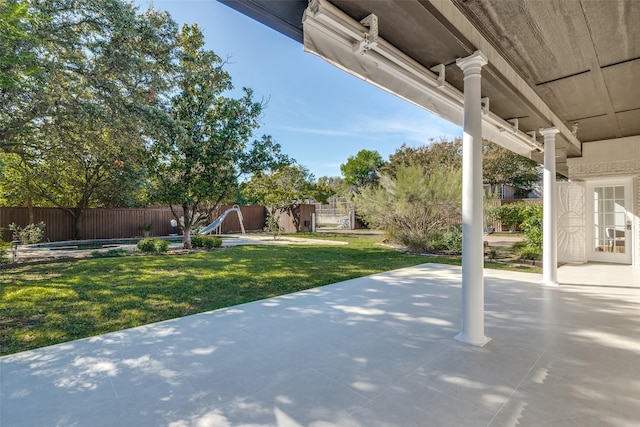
[191,235,223,249]
[136,238,169,254]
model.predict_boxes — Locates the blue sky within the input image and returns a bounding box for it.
[137,0,462,178]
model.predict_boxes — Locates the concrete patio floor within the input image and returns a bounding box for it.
[2,263,640,426]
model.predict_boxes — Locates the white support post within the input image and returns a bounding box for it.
[540,127,560,286]
[455,50,490,347]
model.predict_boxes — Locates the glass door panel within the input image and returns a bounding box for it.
[592,184,630,262]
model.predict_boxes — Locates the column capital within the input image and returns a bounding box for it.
[539,126,560,136]
[456,50,488,75]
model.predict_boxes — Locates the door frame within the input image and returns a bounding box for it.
[586,177,634,264]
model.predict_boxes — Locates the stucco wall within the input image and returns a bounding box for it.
[567,135,640,180]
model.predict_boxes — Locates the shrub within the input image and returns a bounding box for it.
[519,203,543,261]
[0,240,9,265]
[355,163,462,250]
[442,226,462,252]
[395,230,449,253]
[191,235,222,249]
[191,235,203,248]
[136,238,169,254]
[488,203,526,232]
[8,222,46,244]
[138,223,154,237]
[519,246,541,263]
[396,231,430,253]
[512,240,528,250]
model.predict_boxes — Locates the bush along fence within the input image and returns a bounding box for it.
[0,205,315,243]
[486,199,542,233]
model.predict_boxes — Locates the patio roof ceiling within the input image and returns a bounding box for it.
[219,0,640,175]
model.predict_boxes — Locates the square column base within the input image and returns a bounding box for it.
[540,279,559,287]
[454,332,492,347]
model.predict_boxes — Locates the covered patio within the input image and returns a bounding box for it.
[3,3,639,423]
[2,263,639,426]
[219,0,640,347]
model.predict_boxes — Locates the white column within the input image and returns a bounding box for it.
[455,50,490,347]
[540,127,560,286]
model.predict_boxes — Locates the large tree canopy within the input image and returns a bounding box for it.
[381,138,540,198]
[340,149,384,190]
[381,138,462,178]
[1,1,292,243]
[482,141,540,197]
[149,24,290,248]
[1,0,178,237]
[0,0,43,148]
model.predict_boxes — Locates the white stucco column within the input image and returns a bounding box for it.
[455,50,490,346]
[540,127,560,286]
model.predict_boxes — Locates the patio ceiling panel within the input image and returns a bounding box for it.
[617,110,640,138]
[583,1,640,66]
[452,0,639,148]
[569,115,620,145]
[451,0,592,85]
[536,73,611,139]
[602,60,640,113]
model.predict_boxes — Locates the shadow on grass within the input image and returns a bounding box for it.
[1,244,428,355]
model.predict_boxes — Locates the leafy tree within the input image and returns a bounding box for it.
[0,0,40,88]
[0,153,39,208]
[0,0,43,149]
[488,202,526,232]
[314,176,343,204]
[149,24,289,248]
[354,163,462,252]
[242,165,315,239]
[483,141,540,197]
[2,0,177,149]
[381,138,462,177]
[1,1,178,237]
[340,149,384,189]
[382,138,539,198]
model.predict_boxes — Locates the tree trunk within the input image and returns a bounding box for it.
[28,198,35,224]
[72,209,84,240]
[182,203,192,249]
[182,224,192,249]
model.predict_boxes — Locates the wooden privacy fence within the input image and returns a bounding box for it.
[0,205,315,243]
[209,205,267,234]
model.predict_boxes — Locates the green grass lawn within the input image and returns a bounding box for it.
[0,233,539,356]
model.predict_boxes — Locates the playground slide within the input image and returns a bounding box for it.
[199,205,245,235]
[199,216,224,235]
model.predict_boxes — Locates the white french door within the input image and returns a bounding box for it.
[587,179,633,264]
